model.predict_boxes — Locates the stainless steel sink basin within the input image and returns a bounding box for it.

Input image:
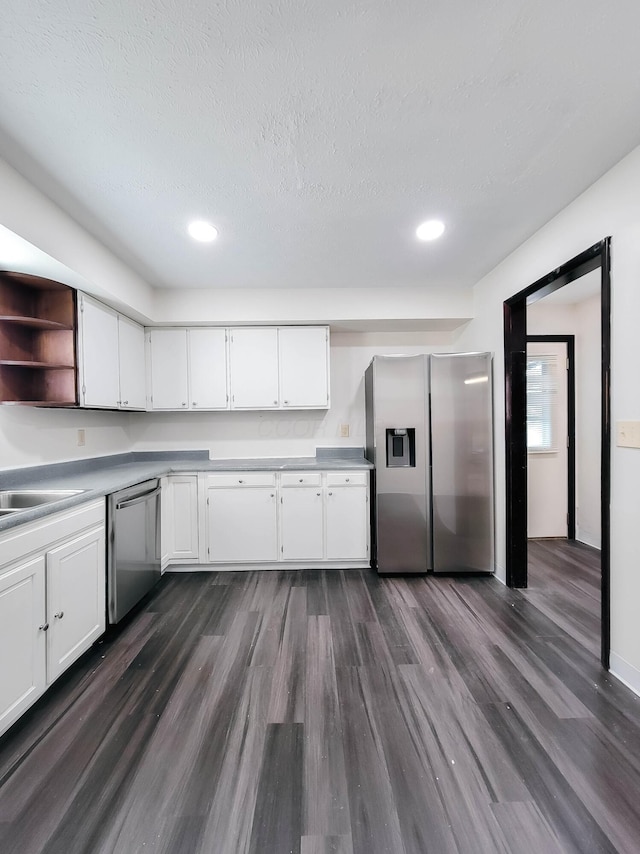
[0,489,86,511]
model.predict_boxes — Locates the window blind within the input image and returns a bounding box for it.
[526,354,558,452]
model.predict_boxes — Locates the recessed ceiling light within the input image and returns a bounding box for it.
[416,219,445,241]
[188,220,218,242]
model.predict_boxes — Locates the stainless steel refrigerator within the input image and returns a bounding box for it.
[365,352,494,575]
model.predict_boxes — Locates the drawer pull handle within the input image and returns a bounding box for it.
[328,491,333,496]
[299,478,303,482]
[238,479,244,483]
[346,478,350,482]
[39,623,49,632]
[54,611,64,620]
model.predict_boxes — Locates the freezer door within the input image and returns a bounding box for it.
[430,353,494,573]
[366,355,430,574]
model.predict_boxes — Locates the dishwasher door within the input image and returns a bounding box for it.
[108,479,162,624]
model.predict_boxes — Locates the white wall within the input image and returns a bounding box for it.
[152,286,473,329]
[575,295,601,547]
[0,159,155,318]
[456,143,640,694]
[0,156,156,470]
[0,407,132,471]
[128,331,457,458]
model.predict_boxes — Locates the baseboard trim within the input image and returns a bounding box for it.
[610,652,640,698]
[166,561,370,573]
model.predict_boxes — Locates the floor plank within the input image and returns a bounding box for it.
[1,543,639,854]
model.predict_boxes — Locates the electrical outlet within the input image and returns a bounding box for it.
[340,423,350,438]
[77,428,86,447]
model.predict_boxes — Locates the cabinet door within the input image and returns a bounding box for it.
[160,476,170,569]
[118,315,146,410]
[229,328,279,409]
[79,294,120,408]
[279,326,330,408]
[166,476,199,560]
[207,487,278,562]
[0,555,46,737]
[325,486,369,561]
[189,328,228,410]
[46,527,105,683]
[148,328,189,410]
[280,487,324,560]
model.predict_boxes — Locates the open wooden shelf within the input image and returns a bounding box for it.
[0,360,75,369]
[0,316,73,330]
[0,272,78,406]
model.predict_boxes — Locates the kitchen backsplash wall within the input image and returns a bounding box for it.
[0,405,132,470]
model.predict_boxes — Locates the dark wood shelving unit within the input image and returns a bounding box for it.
[0,271,78,406]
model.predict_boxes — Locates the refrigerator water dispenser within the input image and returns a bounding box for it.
[386,428,415,467]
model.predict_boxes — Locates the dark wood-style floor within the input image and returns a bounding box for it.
[1,546,639,854]
[526,538,601,658]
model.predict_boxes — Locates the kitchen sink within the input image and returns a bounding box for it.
[0,489,87,511]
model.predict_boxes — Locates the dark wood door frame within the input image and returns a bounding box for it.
[527,335,576,540]
[504,239,611,668]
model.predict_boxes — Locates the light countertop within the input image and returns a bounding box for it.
[0,448,372,534]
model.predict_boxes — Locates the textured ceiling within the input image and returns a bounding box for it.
[1,0,640,292]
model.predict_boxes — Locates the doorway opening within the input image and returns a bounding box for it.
[503,239,611,668]
[526,335,575,540]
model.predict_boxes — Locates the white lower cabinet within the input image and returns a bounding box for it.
[163,475,199,563]
[326,482,369,561]
[46,527,105,683]
[0,554,47,736]
[199,469,369,567]
[207,476,278,562]
[280,481,324,561]
[0,501,106,737]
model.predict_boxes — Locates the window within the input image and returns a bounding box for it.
[526,355,557,452]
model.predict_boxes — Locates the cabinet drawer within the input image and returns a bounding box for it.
[326,472,368,487]
[281,472,322,487]
[206,472,276,488]
[0,500,105,572]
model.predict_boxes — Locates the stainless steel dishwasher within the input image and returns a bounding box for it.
[107,479,162,624]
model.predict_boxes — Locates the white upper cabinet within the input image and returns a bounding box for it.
[188,328,228,410]
[78,294,145,410]
[229,327,280,409]
[117,315,146,410]
[228,326,330,410]
[78,294,120,408]
[147,328,189,410]
[147,327,229,411]
[279,326,330,408]
[80,314,330,413]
